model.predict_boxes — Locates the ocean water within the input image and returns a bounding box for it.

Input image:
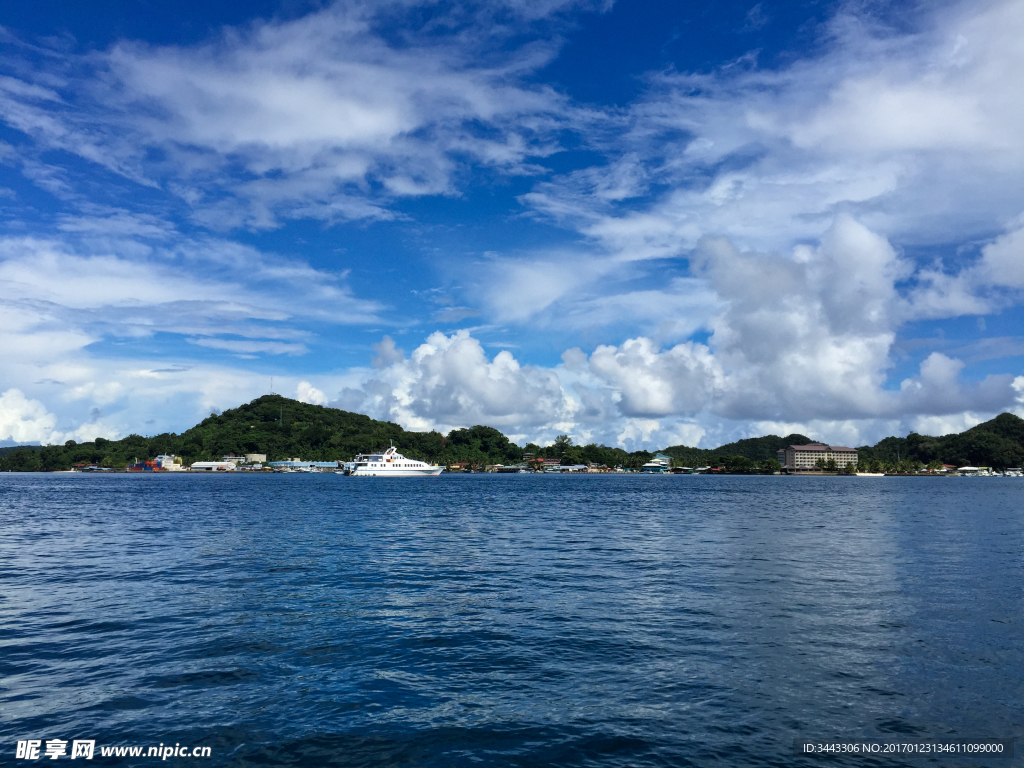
[1,473,1022,767]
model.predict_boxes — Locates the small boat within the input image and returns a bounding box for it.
[347,445,444,477]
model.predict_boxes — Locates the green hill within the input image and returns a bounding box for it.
[856,412,1024,469]
[660,433,812,467]
[0,395,526,471]
[2,395,1023,471]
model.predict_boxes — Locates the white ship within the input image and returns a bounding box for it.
[347,445,444,477]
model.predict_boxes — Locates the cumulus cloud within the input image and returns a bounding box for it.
[975,223,1024,290]
[685,216,904,421]
[371,335,405,368]
[0,388,124,445]
[296,381,328,405]
[587,337,723,417]
[338,216,1021,448]
[454,0,1024,442]
[332,330,578,439]
[897,352,1014,416]
[447,1,1024,376]
[0,389,60,444]
[680,217,1014,423]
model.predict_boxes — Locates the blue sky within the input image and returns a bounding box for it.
[2,0,1024,450]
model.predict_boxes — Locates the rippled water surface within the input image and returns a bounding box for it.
[1,473,1022,766]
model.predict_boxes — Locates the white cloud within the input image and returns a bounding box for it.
[0,389,59,444]
[0,233,380,355]
[296,381,328,405]
[0,2,580,229]
[587,337,723,417]
[371,335,405,368]
[331,309,1018,451]
[0,388,124,445]
[57,209,176,239]
[686,217,905,421]
[1,0,1022,452]
[976,223,1024,289]
[0,230,384,443]
[472,253,599,323]
[333,329,578,438]
[467,0,1024,441]
[191,338,308,356]
[510,0,1024,281]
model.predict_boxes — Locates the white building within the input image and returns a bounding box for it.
[777,443,858,471]
[155,454,185,471]
[216,454,267,468]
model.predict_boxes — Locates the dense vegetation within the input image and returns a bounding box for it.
[659,433,812,469]
[855,413,1024,471]
[0,396,514,471]
[522,434,652,469]
[0,395,663,472]
[1,395,1023,472]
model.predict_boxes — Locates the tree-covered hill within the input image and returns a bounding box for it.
[0,396,506,471]
[660,433,813,467]
[0,396,659,471]
[0,396,540,471]
[856,412,1024,469]
[2,395,1023,471]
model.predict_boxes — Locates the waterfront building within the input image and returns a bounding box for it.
[220,454,267,468]
[641,452,672,473]
[156,454,185,471]
[777,442,858,471]
[128,455,185,472]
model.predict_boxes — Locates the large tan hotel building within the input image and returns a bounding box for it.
[777,442,859,471]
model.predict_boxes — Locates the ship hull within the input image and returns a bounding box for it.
[350,466,443,477]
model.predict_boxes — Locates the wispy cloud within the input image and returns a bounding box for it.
[189,338,308,356]
[0,1,594,229]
